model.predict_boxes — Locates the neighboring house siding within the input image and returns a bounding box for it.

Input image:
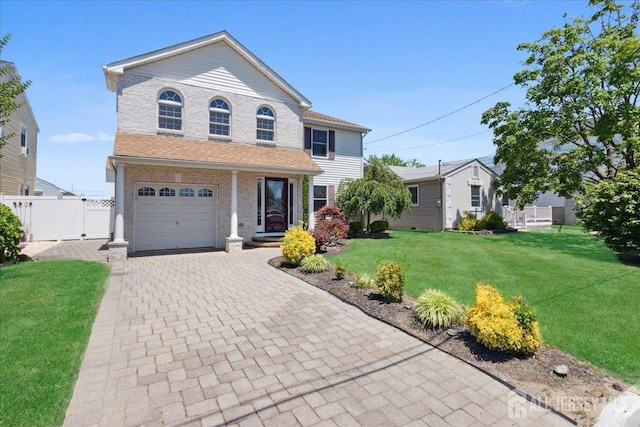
[385,180,442,230]
[309,128,363,200]
[129,42,296,104]
[448,164,500,227]
[0,91,37,195]
[116,74,303,149]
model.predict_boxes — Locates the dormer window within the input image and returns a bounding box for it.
[256,106,274,141]
[209,99,230,136]
[158,90,182,131]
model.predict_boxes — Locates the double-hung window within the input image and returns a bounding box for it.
[209,99,230,136]
[158,90,182,131]
[20,124,27,155]
[407,185,419,206]
[471,185,481,207]
[314,185,327,211]
[256,106,275,141]
[312,129,328,157]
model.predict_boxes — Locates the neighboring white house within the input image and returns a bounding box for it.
[0,60,39,196]
[34,177,74,196]
[102,31,368,258]
[380,159,502,230]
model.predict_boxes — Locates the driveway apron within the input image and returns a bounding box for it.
[63,247,573,426]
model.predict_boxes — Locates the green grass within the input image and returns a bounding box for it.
[0,260,110,427]
[331,227,640,384]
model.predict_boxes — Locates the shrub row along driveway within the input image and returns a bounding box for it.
[61,245,572,426]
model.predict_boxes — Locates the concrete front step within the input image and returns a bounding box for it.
[245,236,284,248]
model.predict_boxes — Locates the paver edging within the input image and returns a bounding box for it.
[269,256,578,426]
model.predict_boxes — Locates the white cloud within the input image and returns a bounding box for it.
[50,132,113,144]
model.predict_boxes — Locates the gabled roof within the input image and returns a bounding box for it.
[390,159,496,183]
[0,60,40,132]
[110,132,322,176]
[303,110,370,133]
[102,31,311,108]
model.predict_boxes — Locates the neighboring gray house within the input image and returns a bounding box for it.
[34,177,74,196]
[0,61,39,196]
[102,31,368,257]
[382,159,501,230]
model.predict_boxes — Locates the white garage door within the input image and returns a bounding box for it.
[134,185,217,252]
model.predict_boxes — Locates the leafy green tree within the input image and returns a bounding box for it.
[481,0,639,209]
[0,34,32,152]
[575,169,640,252]
[368,154,425,168]
[336,157,412,230]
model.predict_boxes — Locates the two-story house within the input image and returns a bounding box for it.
[0,61,38,196]
[103,31,368,258]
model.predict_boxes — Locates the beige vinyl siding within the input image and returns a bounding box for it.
[0,91,37,195]
[384,180,443,230]
[129,42,297,105]
[446,161,500,228]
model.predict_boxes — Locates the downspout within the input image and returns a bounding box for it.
[439,160,445,231]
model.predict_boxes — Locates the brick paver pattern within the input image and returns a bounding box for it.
[60,245,573,426]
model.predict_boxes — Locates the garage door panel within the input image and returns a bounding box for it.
[135,185,217,252]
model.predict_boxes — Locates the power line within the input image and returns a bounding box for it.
[364,83,514,145]
[365,130,491,154]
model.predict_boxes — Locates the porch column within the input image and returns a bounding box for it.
[308,175,315,230]
[226,170,243,252]
[108,162,128,261]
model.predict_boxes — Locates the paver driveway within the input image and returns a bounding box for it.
[63,247,573,426]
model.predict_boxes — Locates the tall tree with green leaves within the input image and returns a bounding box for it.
[481,0,639,206]
[368,153,426,168]
[336,157,412,230]
[0,34,32,153]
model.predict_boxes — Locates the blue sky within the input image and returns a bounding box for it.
[1,0,596,197]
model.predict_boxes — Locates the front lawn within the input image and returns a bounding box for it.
[331,228,640,384]
[0,260,110,427]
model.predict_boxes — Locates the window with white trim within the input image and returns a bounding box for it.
[312,129,328,157]
[20,124,27,155]
[209,98,230,136]
[314,185,327,211]
[407,185,419,206]
[158,90,182,130]
[256,106,274,141]
[471,185,481,207]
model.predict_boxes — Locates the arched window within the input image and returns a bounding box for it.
[179,188,195,197]
[137,186,155,196]
[159,187,176,197]
[209,99,230,136]
[256,106,274,141]
[198,188,213,197]
[158,90,182,130]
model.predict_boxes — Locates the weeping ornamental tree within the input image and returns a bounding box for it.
[336,157,412,230]
[481,0,640,251]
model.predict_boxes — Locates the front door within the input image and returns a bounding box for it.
[265,178,288,233]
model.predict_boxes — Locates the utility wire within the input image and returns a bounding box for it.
[365,130,491,153]
[364,83,514,145]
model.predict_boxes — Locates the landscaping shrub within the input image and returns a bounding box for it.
[355,272,375,289]
[369,220,389,233]
[375,261,404,302]
[311,228,332,253]
[281,225,316,265]
[349,221,364,234]
[414,289,465,329]
[300,254,329,273]
[457,211,479,231]
[478,211,507,230]
[0,204,23,263]
[465,284,542,355]
[314,206,349,246]
[333,261,347,280]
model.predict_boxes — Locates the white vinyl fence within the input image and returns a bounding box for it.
[0,195,114,241]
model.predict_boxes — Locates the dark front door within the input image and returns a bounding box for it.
[265,178,288,232]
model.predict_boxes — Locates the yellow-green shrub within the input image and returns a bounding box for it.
[465,284,542,355]
[457,211,478,230]
[281,225,316,265]
[375,262,404,302]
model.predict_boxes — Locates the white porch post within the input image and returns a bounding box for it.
[308,175,315,230]
[226,170,243,252]
[107,162,128,261]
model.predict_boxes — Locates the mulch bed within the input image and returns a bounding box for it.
[268,239,629,426]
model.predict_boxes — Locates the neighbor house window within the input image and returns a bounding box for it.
[407,185,419,206]
[20,124,27,155]
[209,98,230,136]
[256,106,274,141]
[158,90,182,130]
[312,129,328,157]
[471,185,481,207]
[314,185,327,211]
